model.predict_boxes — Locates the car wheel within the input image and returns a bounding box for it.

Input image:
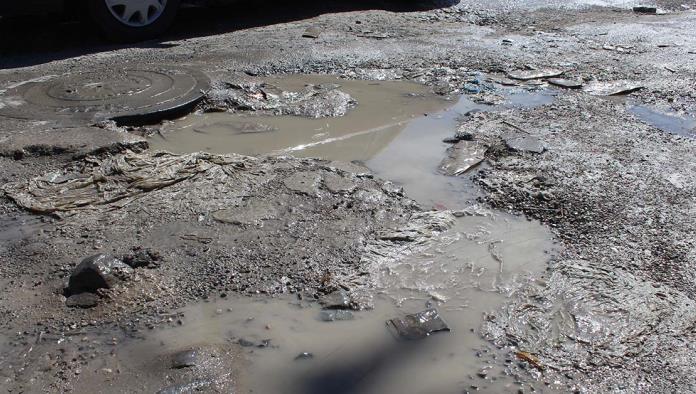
[89,0,180,42]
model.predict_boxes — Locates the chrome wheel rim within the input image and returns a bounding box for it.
[105,0,168,27]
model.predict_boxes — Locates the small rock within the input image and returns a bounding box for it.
[318,310,354,322]
[122,247,162,268]
[318,290,351,309]
[295,352,314,360]
[65,293,99,309]
[172,349,199,369]
[68,254,133,295]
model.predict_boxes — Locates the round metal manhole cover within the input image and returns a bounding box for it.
[0,66,209,125]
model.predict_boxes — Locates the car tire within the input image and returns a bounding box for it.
[89,0,180,42]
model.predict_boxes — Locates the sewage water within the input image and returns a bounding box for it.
[129,76,559,393]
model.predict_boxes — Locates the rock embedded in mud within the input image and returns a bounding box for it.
[386,308,450,340]
[68,254,134,295]
[507,68,563,81]
[171,349,199,369]
[318,310,355,322]
[318,290,351,309]
[122,247,162,268]
[295,352,314,360]
[65,293,99,309]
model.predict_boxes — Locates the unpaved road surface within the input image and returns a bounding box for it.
[1,0,696,392]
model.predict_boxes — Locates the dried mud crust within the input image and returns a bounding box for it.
[0,151,453,332]
[457,93,696,391]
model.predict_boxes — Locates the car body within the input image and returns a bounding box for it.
[1,0,184,42]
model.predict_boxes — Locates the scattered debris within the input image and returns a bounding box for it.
[386,308,450,340]
[67,254,134,295]
[65,293,100,309]
[515,351,543,371]
[122,247,162,268]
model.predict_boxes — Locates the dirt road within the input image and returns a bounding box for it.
[1,0,695,392]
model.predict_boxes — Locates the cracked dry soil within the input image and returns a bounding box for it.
[1,0,696,392]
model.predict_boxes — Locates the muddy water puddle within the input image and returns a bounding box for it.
[104,214,554,394]
[630,105,696,138]
[132,75,560,393]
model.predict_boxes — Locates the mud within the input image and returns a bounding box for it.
[1,0,696,392]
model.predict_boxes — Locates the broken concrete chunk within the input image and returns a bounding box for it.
[319,290,351,309]
[65,293,99,309]
[386,308,450,340]
[503,133,546,154]
[582,80,643,96]
[302,27,321,39]
[507,68,563,81]
[547,78,583,89]
[439,141,486,176]
[68,254,134,295]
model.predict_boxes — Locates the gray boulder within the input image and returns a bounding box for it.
[68,254,133,294]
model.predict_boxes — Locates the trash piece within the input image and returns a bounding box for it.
[547,78,583,89]
[439,141,486,176]
[302,27,321,39]
[515,351,544,371]
[386,308,450,340]
[582,80,643,96]
[68,254,134,295]
[507,68,563,81]
[65,293,99,309]
[295,352,314,360]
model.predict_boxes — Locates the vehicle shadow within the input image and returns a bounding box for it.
[0,0,459,70]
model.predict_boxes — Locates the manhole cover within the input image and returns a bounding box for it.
[0,66,209,125]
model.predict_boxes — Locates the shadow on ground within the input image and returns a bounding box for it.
[0,0,458,69]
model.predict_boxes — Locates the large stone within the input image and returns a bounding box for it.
[68,254,134,294]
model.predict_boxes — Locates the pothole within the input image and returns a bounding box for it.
[0,66,209,126]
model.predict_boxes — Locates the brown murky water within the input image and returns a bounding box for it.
[127,76,559,393]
